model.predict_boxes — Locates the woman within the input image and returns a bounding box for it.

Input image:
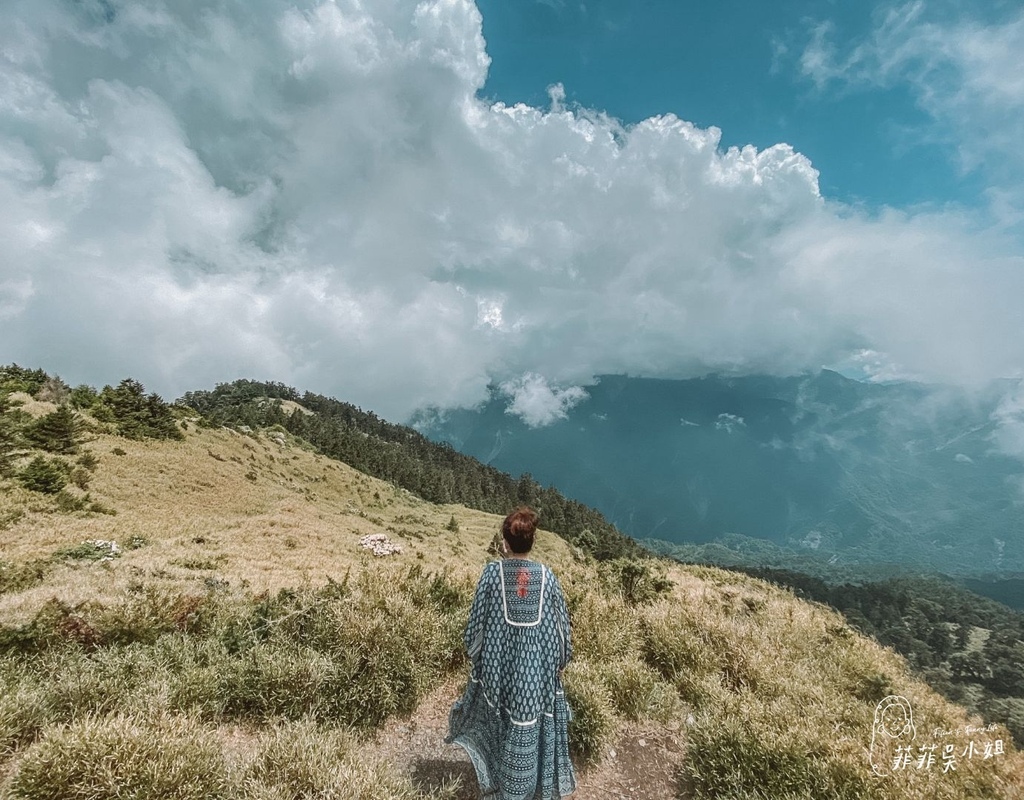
[446,507,577,799]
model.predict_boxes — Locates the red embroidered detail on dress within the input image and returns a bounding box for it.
[516,567,530,599]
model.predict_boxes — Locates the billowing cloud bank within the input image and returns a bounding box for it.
[1,0,1022,422]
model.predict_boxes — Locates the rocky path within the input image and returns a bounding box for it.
[364,678,687,799]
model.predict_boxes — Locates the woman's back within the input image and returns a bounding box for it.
[446,507,576,800]
[466,559,570,723]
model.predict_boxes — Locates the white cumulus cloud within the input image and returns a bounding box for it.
[500,373,588,428]
[0,0,1021,424]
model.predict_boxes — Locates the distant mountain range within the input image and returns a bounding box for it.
[412,371,1024,576]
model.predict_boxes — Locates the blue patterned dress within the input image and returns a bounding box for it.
[447,558,576,799]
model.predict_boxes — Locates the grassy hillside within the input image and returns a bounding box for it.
[0,401,571,622]
[1,389,1023,798]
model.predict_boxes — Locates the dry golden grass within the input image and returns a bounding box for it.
[0,423,572,625]
[4,393,57,418]
[2,419,1023,798]
[630,564,1024,799]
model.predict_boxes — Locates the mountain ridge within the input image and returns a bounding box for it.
[413,370,1024,576]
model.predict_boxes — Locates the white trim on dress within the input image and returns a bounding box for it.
[498,560,547,627]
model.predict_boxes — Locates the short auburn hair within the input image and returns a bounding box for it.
[502,506,539,554]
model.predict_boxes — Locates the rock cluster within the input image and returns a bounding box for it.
[359,533,403,556]
[86,539,122,561]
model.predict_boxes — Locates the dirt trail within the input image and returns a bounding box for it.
[364,678,687,799]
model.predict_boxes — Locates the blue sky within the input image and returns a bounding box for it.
[0,0,1023,433]
[477,0,996,209]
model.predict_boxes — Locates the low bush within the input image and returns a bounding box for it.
[24,406,82,455]
[54,491,90,512]
[77,451,99,471]
[682,711,871,800]
[242,718,453,799]
[8,713,230,800]
[640,604,720,681]
[564,587,637,663]
[562,661,616,763]
[0,669,49,756]
[598,657,680,722]
[69,467,90,490]
[51,540,121,563]
[598,557,673,605]
[0,560,47,596]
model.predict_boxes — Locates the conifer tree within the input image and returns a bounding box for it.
[100,379,183,440]
[26,405,82,454]
[18,455,67,494]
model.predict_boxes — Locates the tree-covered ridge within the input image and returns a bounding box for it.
[179,379,646,561]
[735,567,1024,746]
[0,365,182,446]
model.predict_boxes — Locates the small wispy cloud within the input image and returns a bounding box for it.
[500,373,588,428]
[715,413,746,433]
[798,3,1024,202]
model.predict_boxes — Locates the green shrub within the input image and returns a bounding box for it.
[0,507,25,530]
[51,540,121,563]
[0,365,49,396]
[161,638,231,718]
[4,589,218,655]
[205,577,456,728]
[598,558,673,605]
[640,606,719,679]
[0,415,20,476]
[8,713,230,800]
[599,657,680,722]
[639,607,727,709]
[77,451,99,471]
[87,500,117,515]
[682,713,871,800]
[54,491,89,512]
[98,588,213,644]
[98,379,183,441]
[92,404,116,424]
[566,589,638,663]
[18,456,68,494]
[0,559,47,596]
[853,671,894,703]
[0,670,49,756]
[562,662,616,763]
[243,718,436,800]
[219,642,348,722]
[979,697,1024,748]
[69,467,90,490]
[40,647,153,720]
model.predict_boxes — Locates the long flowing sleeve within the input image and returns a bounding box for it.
[464,562,493,663]
[550,571,572,671]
